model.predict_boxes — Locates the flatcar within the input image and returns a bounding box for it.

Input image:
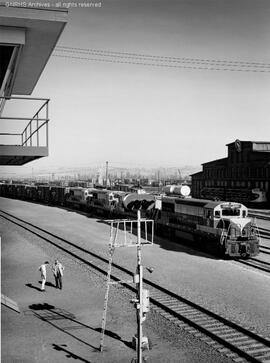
[154,197,260,258]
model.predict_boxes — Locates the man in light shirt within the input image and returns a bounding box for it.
[38,261,49,291]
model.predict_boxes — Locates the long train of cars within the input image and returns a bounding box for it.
[0,183,260,258]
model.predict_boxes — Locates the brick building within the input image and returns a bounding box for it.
[191,140,270,205]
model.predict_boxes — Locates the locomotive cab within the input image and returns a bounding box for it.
[213,203,259,257]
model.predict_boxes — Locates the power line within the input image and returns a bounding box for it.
[54,48,270,69]
[52,54,270,73]
[55,45,270,67]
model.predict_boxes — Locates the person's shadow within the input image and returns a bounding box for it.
[42,281,56,288]
[26,281,56,292]
[25,283,42,292]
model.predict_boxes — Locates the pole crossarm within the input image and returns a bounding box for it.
[100,211,154,363]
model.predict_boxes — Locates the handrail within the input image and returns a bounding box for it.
[0,133,21,136]
[0,117,48,121]
[0,96,50,101]
[21,100,49,134]
[22,121,48,146]
[0,97,50,148]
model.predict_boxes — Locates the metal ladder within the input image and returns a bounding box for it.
[99,222,119,352]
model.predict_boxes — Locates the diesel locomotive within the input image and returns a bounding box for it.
[153,197,260,258]
[0,183,260,258]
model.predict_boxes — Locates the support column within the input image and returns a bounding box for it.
[137,209,143,363]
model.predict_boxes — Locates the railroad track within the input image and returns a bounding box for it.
[1,209,270,363]
[237,257,270,274]
[258,227,270,241]
[260,245,270,256]
[249,213,270,222]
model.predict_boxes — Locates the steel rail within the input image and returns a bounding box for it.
[250,213,270,222]
[237,258,270,273]
[258,229,270,240]
[260,245,270,251]
[1,209,270,363]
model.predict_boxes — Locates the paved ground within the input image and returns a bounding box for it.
[2,197,269,337]
[1,198,237,363]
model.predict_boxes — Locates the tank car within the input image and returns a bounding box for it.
[162,184,191,197]
[155,197,260,258]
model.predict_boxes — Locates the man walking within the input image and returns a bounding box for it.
[52,259,64,289]
[38,261,49,292]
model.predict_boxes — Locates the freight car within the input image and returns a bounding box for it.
[154,197,260,258]
[50,185,70,205]
[37,185,51,203]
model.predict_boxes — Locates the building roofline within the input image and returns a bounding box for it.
[226,140,270,146]
[190,171,203,176]
[202,157,227,166]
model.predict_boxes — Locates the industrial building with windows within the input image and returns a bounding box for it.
[191,140,270,206]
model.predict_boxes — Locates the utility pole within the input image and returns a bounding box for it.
[105,161,108,188]
[100,193,154,362]
[136,209,144,363]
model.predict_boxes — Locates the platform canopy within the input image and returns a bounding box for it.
[0,5,68,166]
[0,6,68,97]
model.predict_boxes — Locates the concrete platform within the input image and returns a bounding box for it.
[1,220,140,363]
[1,205,225,363]
[4,197,268,362]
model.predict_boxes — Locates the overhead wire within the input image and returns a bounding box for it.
[55,45,270,67]
[52,53,270,73]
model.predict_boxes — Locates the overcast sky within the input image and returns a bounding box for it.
[3,0,270,174]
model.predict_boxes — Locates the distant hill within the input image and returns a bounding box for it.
[0,164,201,180]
